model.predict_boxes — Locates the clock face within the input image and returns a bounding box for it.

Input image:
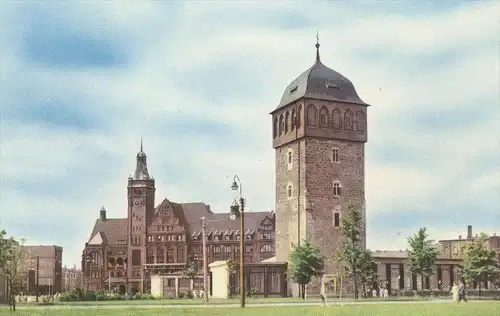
[133,199,144,207]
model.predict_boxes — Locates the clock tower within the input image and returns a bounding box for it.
[127,140,155,293]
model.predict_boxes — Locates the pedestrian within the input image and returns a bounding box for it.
[384,288,389,298]
[372,288,377,298]
[458,279,467,303]
[450,282,458,302]
[380,287,384,298]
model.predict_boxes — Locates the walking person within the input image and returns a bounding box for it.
[450,282,458,303]
[458,279,467,303]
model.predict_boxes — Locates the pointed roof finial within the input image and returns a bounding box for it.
[140,137,143,152]
[315,30,320,62]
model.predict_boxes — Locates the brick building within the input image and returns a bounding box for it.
[82,143,275,294]
[22,245,63,295]
[271,40,368,296]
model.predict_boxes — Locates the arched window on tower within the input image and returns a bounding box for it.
[344,109,354,131]
[333,181,342,196]
[307,104,317,127]
[285,111,289,133]
[287,184,293,198]
[332,108,342,130]
[279,114,284,136]
[297,104,303,128]
[273,117,278,138]
[319,106,329,128]
[355,110,365,132]
[291,108,296,131]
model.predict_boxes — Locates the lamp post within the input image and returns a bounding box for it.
[201,217,209,303]
[230,175,245,308]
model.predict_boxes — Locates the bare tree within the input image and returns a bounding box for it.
[0,230,30,311]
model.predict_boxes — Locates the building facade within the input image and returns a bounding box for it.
[372,225,500,294]
[272,40,368,295]
[21,245,63,295]
[62,265,82,293]
[82,145,275,294]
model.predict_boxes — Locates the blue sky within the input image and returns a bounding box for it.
[1,1,499,267]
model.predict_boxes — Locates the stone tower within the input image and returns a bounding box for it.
[127,140,156,293]
[271,40,369,296]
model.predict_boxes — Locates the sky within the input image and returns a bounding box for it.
[1,1,499,268]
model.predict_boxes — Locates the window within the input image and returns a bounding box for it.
[288,150,293,164]
[285,111,289,133]
[261,233,272,240]
[245,234,252,240]
[225,246,232,254]
[213,246,221,253]
[245,245,253,253]
[214,235,220,241]
[167,279,175,287]
[132,250,141,266]
[260,245,273,253]
[332,148,339,163]
[224,235,231,240]
[333,182,342,196]
[334,212,340,227]
[287,184,293,198]
[177,248,184,262]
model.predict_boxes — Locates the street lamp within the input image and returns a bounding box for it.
[230,175,245,308]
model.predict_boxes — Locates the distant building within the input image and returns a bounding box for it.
[372,225,500,294]
[62,265,82,292]
[82,143,275,294]
[22,245,63,295]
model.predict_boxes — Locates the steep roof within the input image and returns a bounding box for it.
[86,200,273,245]
[87,218,127,245]
[189,211,275,236]
[273,44,368,113]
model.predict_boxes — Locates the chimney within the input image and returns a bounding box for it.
[467,225,472,239]
[100,206,107,221]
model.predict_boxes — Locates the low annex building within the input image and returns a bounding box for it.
[82,144,276,294]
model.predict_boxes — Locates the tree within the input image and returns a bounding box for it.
[182,259,199,296]
[226,260,238,298]
[358,250,378,298]
[406,227,439,296]
[289,239,325,299]
[338,204,365,299]
[460,233,500,296]
[0,230,30,311]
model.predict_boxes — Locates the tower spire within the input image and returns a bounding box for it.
[315,30,320,62]
[134,138,150,180]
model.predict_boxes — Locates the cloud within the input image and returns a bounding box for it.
[0,1,498,267]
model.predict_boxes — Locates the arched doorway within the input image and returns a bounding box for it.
[119,285,126,295]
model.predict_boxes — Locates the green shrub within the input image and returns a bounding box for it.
[58,292,80,302]
[178,292,185,299]
[186,290,194,299]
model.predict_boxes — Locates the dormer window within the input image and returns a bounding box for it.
[326,80,340,90]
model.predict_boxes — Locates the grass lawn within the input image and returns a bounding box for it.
[1,302,499,316]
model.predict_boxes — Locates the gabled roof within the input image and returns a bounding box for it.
[88,218,127,245]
